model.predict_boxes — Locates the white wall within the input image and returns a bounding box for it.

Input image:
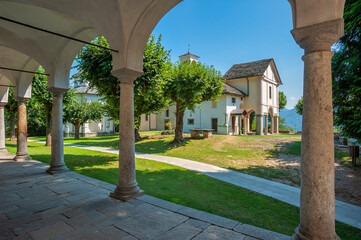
[183,95,228,133]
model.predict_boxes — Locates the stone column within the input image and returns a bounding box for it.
[291,19,344,240]
[244,115,249,134]
[110,68,144,201]
[270,115,274,134]
[256,114,263,135]
[46,88,68,174]
[274,116,279,134]
[13,98,31,161]
[0,103,7,151]
[264,114,268,135]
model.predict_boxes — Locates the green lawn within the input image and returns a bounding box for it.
[6,141,361,239]
[31,133,348,186]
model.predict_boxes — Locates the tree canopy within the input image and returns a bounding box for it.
[295,96,303,115]
[76,35,171,140]
[332,0,361,139]
[279,91,287,110]
[166,60,224,143]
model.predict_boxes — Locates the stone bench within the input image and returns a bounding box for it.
[190,129,214,139]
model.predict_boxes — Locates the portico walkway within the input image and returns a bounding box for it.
[0,152,289,240]
[28,139,361,230]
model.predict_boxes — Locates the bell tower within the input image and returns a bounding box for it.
[179,47,200,62]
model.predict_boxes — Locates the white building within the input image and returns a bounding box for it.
[141,52,282,135]
[64,81,115,137]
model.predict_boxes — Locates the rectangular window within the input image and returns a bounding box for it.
[269,86,272,99]
[188,119,194,125]
[232,97,236,104]
[212,101,217,108]
[165,109,169,118]
[145,115,149,121]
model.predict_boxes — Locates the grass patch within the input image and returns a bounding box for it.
[30,133,351,186]
[6,141,361,239]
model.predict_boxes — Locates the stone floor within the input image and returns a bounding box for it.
[0,152,290,240]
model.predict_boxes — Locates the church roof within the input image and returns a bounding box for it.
[222,83,247,97]
[179,51,200,59]
[223,59,274,80]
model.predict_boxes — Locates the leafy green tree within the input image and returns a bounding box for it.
[63,97,104,139]
[27,98,46,137]
[4,85,17,141]
[166,60,223,143]
[279,91,287,110]
[76,35,171,141]
[295,97,303,115]
[332,0,361,139]
[31,66,75,145]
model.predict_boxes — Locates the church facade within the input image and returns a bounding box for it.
[141,52,282,135]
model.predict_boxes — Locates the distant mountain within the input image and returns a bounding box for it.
[280,108,302,131]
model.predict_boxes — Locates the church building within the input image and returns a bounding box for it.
[141,52,282,135]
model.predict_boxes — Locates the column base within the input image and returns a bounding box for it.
[110,184,144,202]
[0,147,7,151]
[13,154,32,161]
[46,165,69,175]
[293,226,340,240]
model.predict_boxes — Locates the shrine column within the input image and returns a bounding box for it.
[256,114,263,135]
[270,115,274,134]
[291,19,344,240]
[13,97,31,161]
[274,116,279,134]
[0,103,6,151]
[244,115,249,133]
[264,114,268,135]
[110,68,144,201]
[47,88,68,174]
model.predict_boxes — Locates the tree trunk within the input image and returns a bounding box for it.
[173,103,185,143]
[135,128,142,142]
[134,115,142,141]
[9,115,16,142]
[74,123,81,140]
[45,104,52,147]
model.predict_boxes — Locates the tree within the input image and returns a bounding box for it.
[31,66,75,145]
[4,85,17,141]
[279,91,287,110]
[166,60,223,143]
[295,97,303,115]
[76,35,171,141]
[63,97,104,139]
[332,0,361,139]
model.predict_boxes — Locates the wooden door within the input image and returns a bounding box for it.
[211,118,218,133]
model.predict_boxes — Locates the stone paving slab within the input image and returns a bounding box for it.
[1,153,291,240]
[28,139,361,230]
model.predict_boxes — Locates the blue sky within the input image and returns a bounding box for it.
[71,0,304,109]
[151,0,304,109]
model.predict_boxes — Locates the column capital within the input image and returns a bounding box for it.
[15,97,30,104]
[0,102,7,107]
[291,18,344,54]
[112,68,142,84]
[49,87,68,97]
